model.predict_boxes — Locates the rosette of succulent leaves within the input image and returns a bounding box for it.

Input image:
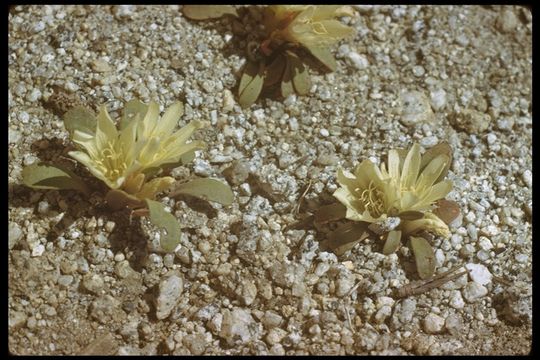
[22,100,233,252]
[183,5,355,107]
[315,142,461,279]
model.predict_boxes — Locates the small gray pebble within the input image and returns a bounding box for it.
[423,313,445,334]
[462,282,488,302]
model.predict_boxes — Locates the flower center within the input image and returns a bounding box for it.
[358,181,386,217]
[95,140,128,182]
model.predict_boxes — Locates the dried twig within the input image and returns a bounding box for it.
[293,179,312,216]
[492,275,513,287]
[342,302,355,334]
[394,265,468,298]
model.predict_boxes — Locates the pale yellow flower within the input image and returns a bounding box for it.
[68,101,205,201]
[264,5,354,48]
[333,143,453,237]
[69,105,141,190]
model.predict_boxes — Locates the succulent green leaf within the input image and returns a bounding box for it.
[280,56,294,98]
[63,106,96,138]
[410,235,436,279]
[322,222,369,256]
[433,199,461,225]
[182,5,238,20]
[314,202,346,224]
[121,99,149,130]
[288,52,311,95]
[238,61,265,108]
[264,55,287,88]
[399,210,425,221]
[180,150,196,165]
[170,178,234,205]
[146,199,181,252]
[105,189,145,211]
[382,230,401,255]
[420,142,453,183]
[238,61,258,96]
[304,44,337,72]
[22,163,89,194]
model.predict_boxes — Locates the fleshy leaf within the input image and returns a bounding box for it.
[180,150,196,165]
[399,210,425,221]
[314,202,346,224]
[410,235,436,279]
[22,163,89,194]
[304,44,337,72]
[182,5,238,20]
[432,199,461,225]
[170,178,234,205]
[280,56,294,98]
[288,51,311,95]
[420,142,452,183]
[120,99,148,130]
[146,199,181,252]
[264,54,287,88]
[63,106,96,138]
[105,189,145,211]
[382,230,401,255]
[238,61,265,108]
[321,222,369,256]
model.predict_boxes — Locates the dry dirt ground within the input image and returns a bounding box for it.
[8,5,532,355]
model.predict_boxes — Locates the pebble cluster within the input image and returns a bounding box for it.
[9,5,531,355]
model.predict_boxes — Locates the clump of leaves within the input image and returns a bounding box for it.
[182,5,355,107]
[22,100,233,252]
[316,142,461,279]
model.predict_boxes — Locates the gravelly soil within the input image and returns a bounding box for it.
[8,5,531,355]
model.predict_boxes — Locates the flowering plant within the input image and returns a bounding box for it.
[182,5,355,107]
[318,142,460,279]
[23,99,233,251]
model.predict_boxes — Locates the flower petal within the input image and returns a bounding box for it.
[154,102,183,138]
[139,137,160,166]
[318,20,354,41]
[415,154,450,191]
[139,101,160,139]
[95,105,117,150]
[400,191,420,210]
[166,120,204,147]
[311,5,342,20]
[333,187,356,210]
[72,131,100,159]
[418,179,453,206]
[118,115,139,166]
[68,150,116,189]
[400,143,421,190]
[158,140,206,166]
[335,168,358,192]
[387,149,400,181]
[354,159,384,190]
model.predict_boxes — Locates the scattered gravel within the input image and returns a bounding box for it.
[8,4,531,356]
